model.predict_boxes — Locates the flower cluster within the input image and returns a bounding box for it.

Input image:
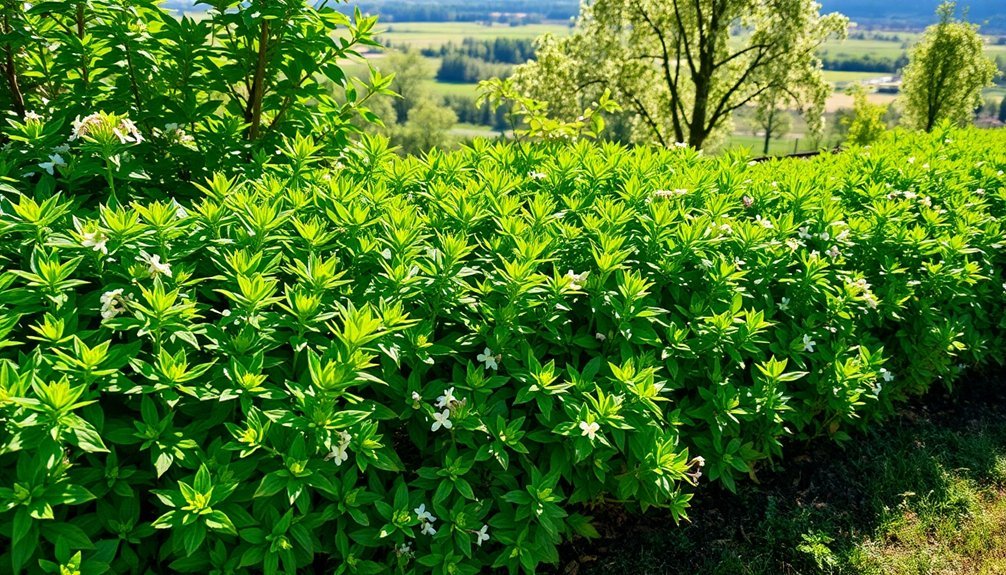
[70,112,144,144]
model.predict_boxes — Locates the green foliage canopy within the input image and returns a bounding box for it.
[2,119,1006,573]
[901,2,1000,131]
[511,0,848,149]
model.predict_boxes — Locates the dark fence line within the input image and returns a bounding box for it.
[749,146,844,163]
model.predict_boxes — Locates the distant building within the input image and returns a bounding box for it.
[869,76,902,94]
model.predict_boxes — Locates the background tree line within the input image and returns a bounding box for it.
[335,0,578,23]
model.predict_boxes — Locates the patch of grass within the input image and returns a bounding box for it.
[722,134,820,157]
[822,70,894,84]
[567,373,1006,575]
[374,21,571,50]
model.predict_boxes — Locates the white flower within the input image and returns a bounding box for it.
[880,368,894,383]
[674,141,688,148]
[164,123,194,146]
[80,229,108,255]
[566,270,587,290]
[326,443,349,466]
[24,111,42,122]
[477,347,498,370]
[70,113,103,141]
[903,191,917,200]
[475,524,490,546]
[801,334,817,353]
[818,231,830,241]
[919,196,932,208]
[114,118,143,144]
[435,387,456,409]
[415,504,436,523]
[653,189,688,199]
[779,297,790,311]
[755,215,773,229]
[798,227,812,240]
[863,292,879,309]
[719,223,733,234]
[595,332,606,342]
[325,431,352,466]
[431,409,452,432]
[785,238,801,251]
[579,420,600,440]
[976,188,985,195]
[907,156,915,164]
[826,245,841,259]
[421,522,437,536]
[38,153,66,175]
[141,253,173,278]
[100,289,126,319]
[396,543,413,556]
[411,391,422,403]
[528,171,546,181]
[172,199,188,219]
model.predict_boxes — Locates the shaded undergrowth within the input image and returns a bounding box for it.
[563,369,1006,575]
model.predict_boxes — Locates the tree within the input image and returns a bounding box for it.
[753,88,793,154]
[999,97,1006,123]
[901,2,999,132]
[843,85,888,146]
[394,100,458,154]
[511,0,847,149]
[383,49,433,123]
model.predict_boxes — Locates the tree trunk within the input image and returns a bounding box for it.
[2,14,24,117]
[247,19,270,141]
[689,73,710,149]
[76,3,88,87]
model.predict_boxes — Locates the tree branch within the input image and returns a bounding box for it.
[246,19,270,140]
[2,13,24,117]
[631,0,687,141]
[627,93,668,148]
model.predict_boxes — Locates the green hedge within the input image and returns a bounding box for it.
[1,126,1005,574]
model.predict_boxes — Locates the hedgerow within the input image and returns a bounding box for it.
[1,116,1006,574]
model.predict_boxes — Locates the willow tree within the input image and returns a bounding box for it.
[901,2,999,132]
[512,0,847,149]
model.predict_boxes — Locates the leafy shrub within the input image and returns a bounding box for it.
[844,85,889,146]
[1,116,1005,574]
[0,0,392,190]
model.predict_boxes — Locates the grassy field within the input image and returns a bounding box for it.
[571,372,1006,575]
[821,70,893,84]
[376,21,571,50]
[723,134,819,156]
[350,21,1005,158]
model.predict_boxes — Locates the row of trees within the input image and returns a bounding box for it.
[510,0,999,150]
[421,38,538,65]
[821,54,909,74]
[436,54,511,83]
[341,1,578,23]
